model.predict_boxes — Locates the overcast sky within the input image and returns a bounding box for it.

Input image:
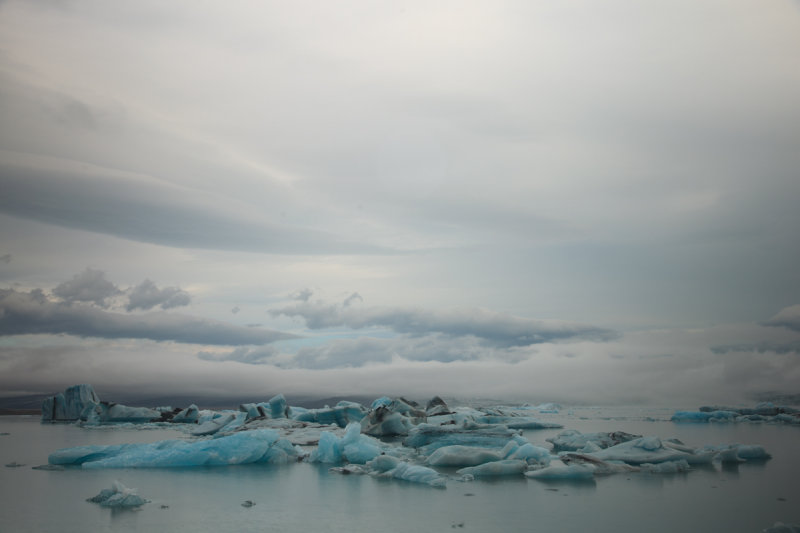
[1,0,799,406]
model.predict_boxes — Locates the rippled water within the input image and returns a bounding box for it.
[1,407,798,532]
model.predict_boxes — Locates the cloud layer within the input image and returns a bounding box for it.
[271,298,618,347]
[0,288,293,346]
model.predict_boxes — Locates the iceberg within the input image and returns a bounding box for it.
[640,460,690,474]
[559,453,639,475]
[171,404,200,424]
[590,436,715,465]
[309,423,383,464]
[83,402,161,424]
[49,429,295,468]
[456,459,528,477]
[507,443,552,466]
[404,422,523,453]
[42,384,100,421]
[365,455,446,487]
[292,402,368,427]
[426,445,507,467]
[547,429,641,452]
[525,464,596,480]
[87,481,148,508]
[672,404,800,425]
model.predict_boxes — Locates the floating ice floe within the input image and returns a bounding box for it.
[547,429,642,453]
[50,429,298,468]
[672,403,800,425]
[87,481,148,508]
[40,385,779,491]
[309,423,383,464]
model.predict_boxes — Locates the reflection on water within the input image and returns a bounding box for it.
[1,408,798,533]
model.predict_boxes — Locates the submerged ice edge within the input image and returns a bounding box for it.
[42,385,778,489]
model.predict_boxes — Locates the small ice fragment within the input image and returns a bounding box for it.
[87,481,148,508]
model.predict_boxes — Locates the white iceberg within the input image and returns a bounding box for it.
[590,436,715,465]
[546,429,641,452]
[457,459,528,477]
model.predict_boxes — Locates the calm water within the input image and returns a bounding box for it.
[1,407,798,532]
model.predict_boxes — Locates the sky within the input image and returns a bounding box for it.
[1,0,799,406]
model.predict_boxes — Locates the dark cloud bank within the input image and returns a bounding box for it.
[0,287,292,346]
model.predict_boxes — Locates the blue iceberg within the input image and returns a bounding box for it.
[49,429,296,468]
[87,481,148,508]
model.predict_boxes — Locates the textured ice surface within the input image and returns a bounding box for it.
[590,436,715,465]
[378,460,447,487]
[309,423,383,464]
[404,422,522,453]
[50,429,294,468]
[457,459,528,477]
[474,415,562,429]
[171,404,200,423]
[292,402,367,427]
[547,429,641,452]
[83,403,161,424]
[42,384,99,421]
[426,445,506,467]
[525,464,596,480]
[672,403,800,425]
[87,481,148,508]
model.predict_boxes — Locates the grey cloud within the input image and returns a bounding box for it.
[0,154,391,255]
[0,254,11,264]
[270,302,618,347]
[204,333,528,369]
[290,288,313,302]
[52,268,120,307]
[343,292,362,307]
[126,279,190,311]
[762,305,800,333]
[231,306,240,314]
[0,288,295,345]
[711,341,800,355]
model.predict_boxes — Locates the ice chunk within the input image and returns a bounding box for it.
[292,402,367,427]
[525,464,596,480]
[191,412,240,436]
[671,410,739,423]
[269,394,288,419]
[239,403,268,420]
[171,404,200,423]
[457,460,527,477]
[87,481,148,508]
[42,384,100,421]
[83,402,161,424]
[547,429,641,452]
[309,423,383,464]
[404,422,522,453]
[507,443,552,466]
[426,396,451,416]
[426,445,506,467]
[361,406,414,436]
[590,436,714,465]
[380,461,447,487]
[559,453,639,475]
[50,429,289,468]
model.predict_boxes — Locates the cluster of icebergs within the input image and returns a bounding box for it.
[43,385,773,489]
[671,403,800,425]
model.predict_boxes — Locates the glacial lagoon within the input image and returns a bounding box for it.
[1,392,799,533]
